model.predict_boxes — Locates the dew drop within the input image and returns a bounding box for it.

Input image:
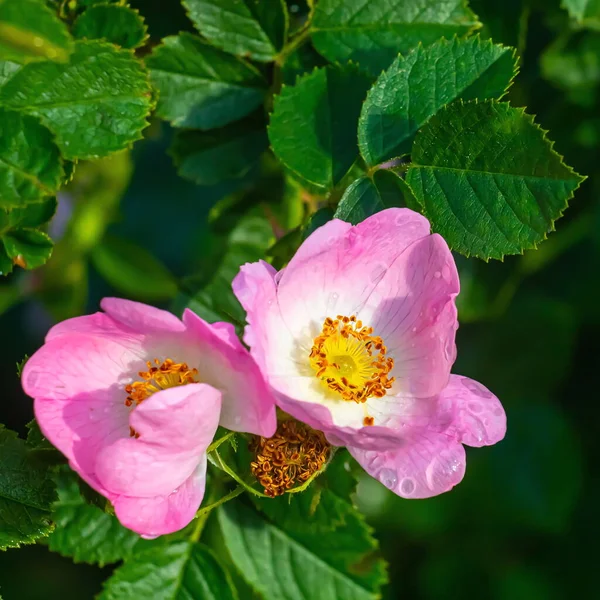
[461,377,493,399]
[493,407,503,417]
[400,477,416,495]
[379,468,398,490]
[411,326,417,333]
[434,271,441,279]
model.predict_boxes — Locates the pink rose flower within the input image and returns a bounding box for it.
[22,298,276,536]
[233,208,506,499]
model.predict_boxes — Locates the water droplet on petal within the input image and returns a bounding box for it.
[379,468,398,490]
[434,271,441,278]
[493,407,503,417]
[411,326,417,333]
[400,477,416,495]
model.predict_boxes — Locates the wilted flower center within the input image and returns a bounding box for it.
[124,359,199,437]
[309,315,394,404]
[250,420,331,497]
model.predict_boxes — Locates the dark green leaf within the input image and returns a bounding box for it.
[91,234,178,302]
[0,40,153,160]
[47,467,143,566]
[100,541,239,600]
[0,109,63,209]
[183,0,288,61]
[358,36,518,166]
[311,0,481,73]
[146,32,266,129]
[334,170,417,224]
[281,41,328,85]
[269,65,372,190]
[181,213,274,326]
[0,0,73,63]
[219,500,387,600]
[562,0,600,29]
[406,100,585,260]
[73,4,148,49]
[170,117,268,185]
[0,425,57,549]
[1,229,53,270]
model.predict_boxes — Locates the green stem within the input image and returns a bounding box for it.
[275,26,311,66]
[207,430,236,454]
[195,486,245,519]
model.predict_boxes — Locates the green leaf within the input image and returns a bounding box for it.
[0,58,20,85]
[146,32,266,129]
[269,65,372,190]
[183,0,288,62]
[406,100,585,260]
[335,170,417,224]
[91,233,178,302]
[311,0,481,73]
[0,40,152,160]
[47,467,143,566]
[219,500,387,600]
[562,0,600,29]
[0,425,57,549]
[73,4,148,49]
[100,541,239,600]
[0,0,73,63]
[0,109,63,209]
[180,213,274,326]
[358,36,518,166]
[170,116,268,185]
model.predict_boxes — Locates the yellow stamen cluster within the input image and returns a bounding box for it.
[250,420,331,497]
[309,315,394,403]
[124,359,199,437]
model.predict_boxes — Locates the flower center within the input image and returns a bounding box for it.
[125,358,199,407]
[124,358,199,438]
[309,315,395,404]
[250,420,331,497]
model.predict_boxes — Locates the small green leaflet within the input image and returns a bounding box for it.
[406,100,585,260]
[183,0,288,62]
[0,425,57,549]
[562,0,600,29]
[47,468,143,566]
[0,109,63,209]
[218,500,387,600]
[146,32,266,129]
[73,4,148,49]
[269,65,372,190]
[91,234,179,302]
[0,58,20,85]
[0,40,152,160]
[170,115,268,185]
[0,0,73,63]
[100,542,238,600]
[335,170,418,225]
[358,36,518,166]
[311,0,481,73]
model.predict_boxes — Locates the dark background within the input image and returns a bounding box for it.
[1,0,599,598]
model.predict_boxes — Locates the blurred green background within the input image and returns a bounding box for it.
[1,0,599,598]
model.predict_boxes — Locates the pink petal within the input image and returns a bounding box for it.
[367,233,459,397]
[276,209,430,335]
[101,297,185,334]
[22,333,137,491]
[95,383,220,498]
[111,459,207,537]
[46,311,137,342]
[183,309,277,437]
[232,260,296,377]
[434,375,506,447]
[349,432,466,498]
